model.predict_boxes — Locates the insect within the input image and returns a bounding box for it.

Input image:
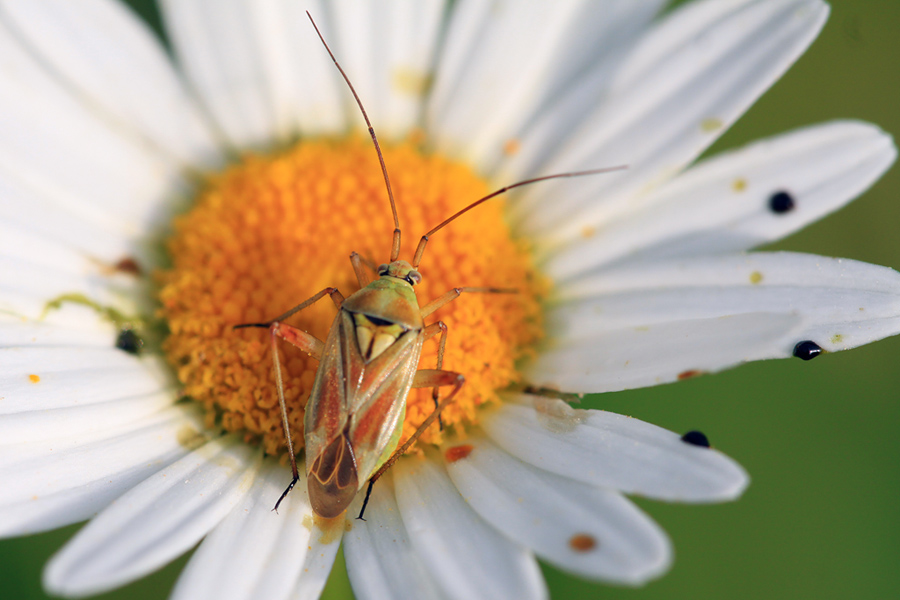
[237,13,623,520]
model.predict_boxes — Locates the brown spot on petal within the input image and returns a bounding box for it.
[113,257,142,276]
[444,444,474,463]
[315,514,346,545]
[677,370,704,381]
[580,225,596,239]
[569,533,597,552]
[732,178,747,192]
[749,271,763,284]
[503,138,521,156]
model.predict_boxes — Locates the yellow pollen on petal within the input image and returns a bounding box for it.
[158,137,546,459]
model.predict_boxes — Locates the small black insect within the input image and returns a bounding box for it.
[116,328,143,355]
[768,190,796,214]
[681,430,710,448]
[792,340,822,361]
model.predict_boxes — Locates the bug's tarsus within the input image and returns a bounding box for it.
[233,322,270,330]
[356,479,375,521]
[273,474,300,513]
[412,165,628,268]
[306,11,402,261]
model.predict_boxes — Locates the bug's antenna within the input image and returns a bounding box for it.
[307,12,402,262]
[412,165,628,268]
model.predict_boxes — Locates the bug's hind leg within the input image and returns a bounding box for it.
[356,369,465,520]
[233,287,344,511]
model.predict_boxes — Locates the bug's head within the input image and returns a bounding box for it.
[377,261,422,286]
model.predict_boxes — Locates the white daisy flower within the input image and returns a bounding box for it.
[0,0,897,599]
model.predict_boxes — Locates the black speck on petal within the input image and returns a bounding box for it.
[681,430,710,448]
[769,190,795,214]
[116,328,143,355]
[793,340,822,361]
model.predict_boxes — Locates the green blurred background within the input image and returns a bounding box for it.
[2,1,899,599]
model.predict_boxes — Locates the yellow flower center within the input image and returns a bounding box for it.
[159,137,545,459]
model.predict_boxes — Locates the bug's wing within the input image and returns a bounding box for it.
[347,326,423,482]
[304,309,422,517]
[307,430,359,518]
[304,310,361,518]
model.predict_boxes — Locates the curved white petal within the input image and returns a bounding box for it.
[444,435,671,584]
[345,471,447,600]
[171,459,332,600]
[393,454,547,600]
[0,177,134,263]
[0,0,223,169]
[510,0,829,244]
[429,0,664,170]
[0,315,114,349]
[544,121,897,280]
[528,310,800,393]
[0,405,208,537]
[328,0,444,140]
[0,389,176,446]
[0,19,189,238]
[533,253,900,392]
[44,436,261,598]
[159,0,346,149]
[289,517,344,600]
[0,255,142,319]
[482,396,748,502]
[0,347,173,413]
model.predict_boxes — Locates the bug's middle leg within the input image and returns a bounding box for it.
[357,368,465,520]
[422,321,450,428]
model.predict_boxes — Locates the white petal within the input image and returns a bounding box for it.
[159,0,346,148]
[171,459,331,600]
[328,0,444,140]
[0,405,208,537]
[510,0,829,244]
[483,396,749,502]
[443,435,671,584]
[289,516,344,600]
[428,0,664,171]
[0,389,175,446]
[0,176,133,263]
[528,310,800,393]
[544,121,897,280]
[0,347,173,413]
[0,21,188,237]
[0,315,114,349]
[535,253,900,391]
[394,454,547,600]
[345,471,447,600]
[44,436,261,598]
[492,0,666,180]
[0,254,140,319]
[0,0,223,169]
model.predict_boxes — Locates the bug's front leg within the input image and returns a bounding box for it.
[419,286,517,318]
[357,368,465,520]
[349,251,378,288]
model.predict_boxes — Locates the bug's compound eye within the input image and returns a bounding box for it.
[377,264,390,276]
[406,270,422,286]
